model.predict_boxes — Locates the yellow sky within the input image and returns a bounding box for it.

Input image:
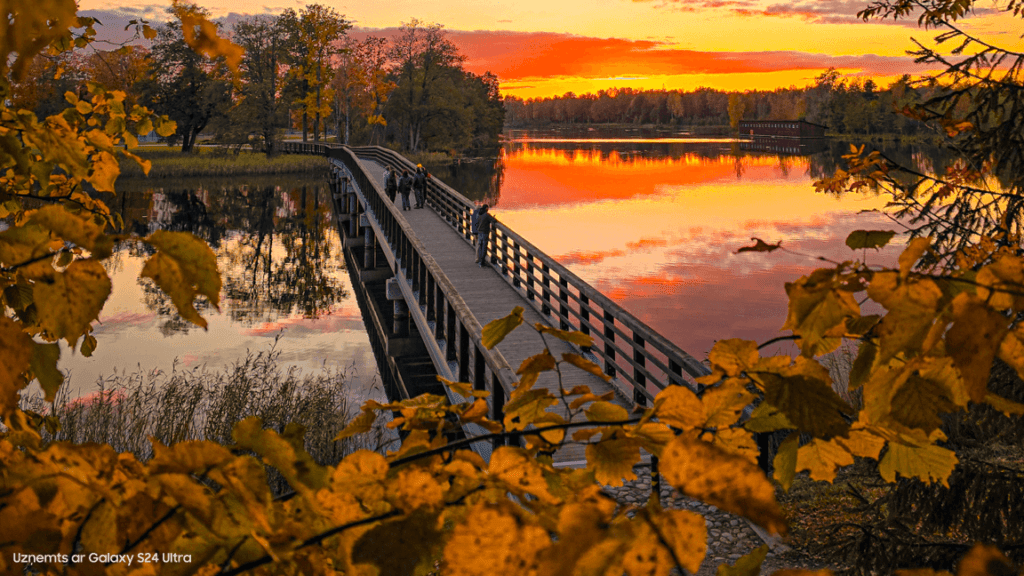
[79,0,1022,96]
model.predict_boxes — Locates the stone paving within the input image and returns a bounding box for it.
[603,465,786,573]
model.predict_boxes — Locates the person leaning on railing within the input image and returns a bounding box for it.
[471,203,493,268]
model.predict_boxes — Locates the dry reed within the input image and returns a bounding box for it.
[20,344,395,494]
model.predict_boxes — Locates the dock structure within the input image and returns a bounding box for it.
[739,119,827,139]
[280,142,711,465]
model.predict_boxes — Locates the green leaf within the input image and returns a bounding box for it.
[29,343,62,402]
[482,306,524,349]
[845,230,896,250]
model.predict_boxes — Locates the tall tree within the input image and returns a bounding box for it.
[231,14,289,155]
[385,19,464,152]
[141,4,232,152]
[84,46,150,110]
[281,4,349,142]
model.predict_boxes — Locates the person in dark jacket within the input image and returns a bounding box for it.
[398,170,413,210]
[386,170,398,203]
[414,165,427,208]
[471,203,493,267]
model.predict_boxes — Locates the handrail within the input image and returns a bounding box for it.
[278,141,520,425]
[279,142,709,404]
[348,145,711,402]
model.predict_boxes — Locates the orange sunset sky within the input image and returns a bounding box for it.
[79,0,1022,98]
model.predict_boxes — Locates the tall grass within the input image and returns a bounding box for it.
[120,147,329,178]
[20,345,394,493]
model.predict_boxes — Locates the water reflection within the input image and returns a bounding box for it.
[65,180,374,398]
[427,132,961,359]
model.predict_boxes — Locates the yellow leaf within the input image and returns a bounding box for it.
[536,323,594,348]
[866,272,943,363]
[586,434,642,486]
[516,349,556,388]
[88,150,120,192]
[585,401,629,423]
[713,427,759,463]
[649,508,708,575]
[997,328,1024,381]
[834,428,885,460]
[879,440,958,486]
[744,402,795,433]
[956,544,1014,576]
[443,502,549,576]
[482,306,524,349]
[654,385,706,430]
[504,388,557,431]
[661,437,786,535]
[81,500,119,553]
[708,338,759,376]
[736,238,781,253]
[332,450,388,502]
[334,410,376,441]
[490,446,560,503]
[796,438,853,482]
[562,352,611,381]
[142,231,221,329]
[569,391,615,410]
[29,343,62,402]
[438,375,473,398]
[0,317,34,417]
[898,237,931,278]
[783,272,860,356]
[389,467,445,512]
[29,205,113,259]
[773,432,798,491]
[33,260,111,345]
[982,393,1024,417]
[890,370,959,433]
[896,570,953,576]
[760,366,852,439]
[174,1,244,71]
[845,230,896,250]
[702,379,756,428]
[946,293,1009,403]
[717,544,769,576]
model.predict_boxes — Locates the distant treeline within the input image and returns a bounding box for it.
[504,69,935,137]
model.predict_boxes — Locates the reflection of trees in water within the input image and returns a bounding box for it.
[113,183,347,335]
[220,185,347,327]
[424,150,505,205]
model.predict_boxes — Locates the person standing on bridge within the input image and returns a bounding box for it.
[414,165,427,209]
[398,169,413,211]
[471,203,493,267]
[385,169,398,203]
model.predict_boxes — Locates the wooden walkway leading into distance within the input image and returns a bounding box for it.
[357,156,630,466]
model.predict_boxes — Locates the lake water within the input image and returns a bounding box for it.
[58,130,952,398]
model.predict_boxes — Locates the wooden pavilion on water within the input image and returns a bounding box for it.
[739,119,828,139]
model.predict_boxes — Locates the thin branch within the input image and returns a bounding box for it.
[112,505,181,562]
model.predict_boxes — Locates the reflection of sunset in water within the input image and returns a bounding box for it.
[495,143,899,358]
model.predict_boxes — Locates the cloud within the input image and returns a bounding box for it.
[348,28,926,82]
[632,0,997,25]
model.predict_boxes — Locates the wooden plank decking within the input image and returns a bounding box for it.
[357,157,631,466]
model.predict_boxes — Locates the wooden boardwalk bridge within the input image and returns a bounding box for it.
[280,143,711,464]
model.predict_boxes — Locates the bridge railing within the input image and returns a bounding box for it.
[279,142,521,442]
[350,146,711,403]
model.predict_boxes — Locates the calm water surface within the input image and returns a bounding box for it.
[60,180,382,402]
[62,131,953,396]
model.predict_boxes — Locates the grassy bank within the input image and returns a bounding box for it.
[21,346,393,493]
[121,146,329,179]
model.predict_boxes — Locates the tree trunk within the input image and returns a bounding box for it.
[302,111,308,142]
[314,65,321,142]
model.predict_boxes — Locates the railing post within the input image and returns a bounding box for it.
[492,373,505,449]
[559,278,570,331]
[604,310,616,377]
[426,275,436,323]
[580,294,591,351]
[526,259,536,301]
[446,302,457,362]
[541,263,551,316]
[459,323,470,382]
[633,333,647,405]
[669,359,683,389]
[474,346,486,392]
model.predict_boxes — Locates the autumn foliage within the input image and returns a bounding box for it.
[2,0,1024,575]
